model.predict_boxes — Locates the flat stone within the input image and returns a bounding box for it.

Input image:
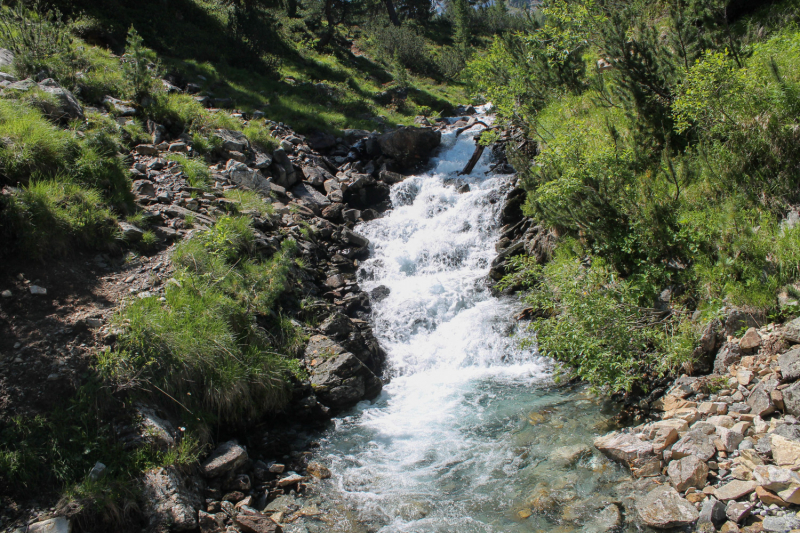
[306,462,331,479]
[668,455,709,491]
[779,348,800,381]
[755,486,789,507]
[753,465,800,491]
[714,480,757,501]
[201,441,248,478]
[715,427,744,452]
[28,517,71,533]
[748,376,778,417]
[594,432,654,465]
[119,221,144,241]
[635,485,699,529]
[135,144,159,155]
[770,434,800,467]
[29,285,47,295]
[762,515,800,532]
[233,512,282,533]
[777,483,800,504]
[737,369,754,386]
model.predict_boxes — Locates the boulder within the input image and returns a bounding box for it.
[303,165,334,187]
[379,169,406,185]
[668,455,708,491]
[119,221,144,241]
[0,48,13,68]
[783,316,800,344]
[594,432,654,465]
[671,424,717,461]
[762,515,800,532]
[781,381,800,416]
[747,376,778,417]
[234,511,283,533]
[306,462,332,479]
[27,517,71,533]
[201,441,248,478]
[698,498,727,527]
[715,427,744,452]
[103,95,137,116]
[714,342,742,374]
[739,327,762,350]
[635,485,699,529]
[271,148,298,189]
[310,351,382,409]
[306,131,336,151]
[582,504,622,533]
[779,348,800,381]
[343,128,371,144]
[228,165,272,197]
[36,79,84,121]
[132,179,156,198]
[338,227,370,248]
[142,466,204,531]
[753,465,800,492]
[292,182,331,208]
[215,129,249,153]
[377,126,441,168]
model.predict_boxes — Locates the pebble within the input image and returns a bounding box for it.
[29,285,47,295]
[1,290,11,298]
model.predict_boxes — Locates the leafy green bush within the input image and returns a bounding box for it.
[122,26,159,101]
[502,244,698,393]
[224,189,274,216]
[105,216,300,425]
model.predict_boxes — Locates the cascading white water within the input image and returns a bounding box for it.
[315,115,634,533]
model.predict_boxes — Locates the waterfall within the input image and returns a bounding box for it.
[314,113,632,533]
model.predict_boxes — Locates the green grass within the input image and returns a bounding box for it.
[103,216,302,425]
[242,120,279,152]
[224,189,274,216]
[166,153,211,189]
[1,180,119,258]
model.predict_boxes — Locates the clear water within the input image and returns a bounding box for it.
[313,118,639,533]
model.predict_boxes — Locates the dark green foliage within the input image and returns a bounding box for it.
[471,0,800,392]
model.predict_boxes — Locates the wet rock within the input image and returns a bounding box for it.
[377,126,441,168]
[338,227,370,248]
[550,444,591,466]
[310,351,382,409]
[582,504,622,533]
[234,511,283,533]
[668,455,709,491]
[143,465,204,531]
[379,169,406,185]
[714,480,757,501]
[27,517,71,533]
[201,441,248,478]
[370,285,390,302]
[306,462,331,479]
[635,485,699,529]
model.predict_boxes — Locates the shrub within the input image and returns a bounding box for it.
[502,244,698,393]
[224,189,274,216]
[0,0,75,82]
[122,26,159,102]
[105,217,300,425]
[147,93,241,135]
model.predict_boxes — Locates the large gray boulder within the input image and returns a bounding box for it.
[201,440,248,478]
[783,316,800,344]
[748,376,779,417]
[668,455,708,491]
[227,163,272,197]
[215,129,249,153]
[310,351,382,409]
[671,424,717,461]
[635,485,698,529]
[783,381,800,416]
[0,48,14,69]
[377,126,441,168]
[142,466,204,531]
[292,182,331,209]
[779,347,800,381]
